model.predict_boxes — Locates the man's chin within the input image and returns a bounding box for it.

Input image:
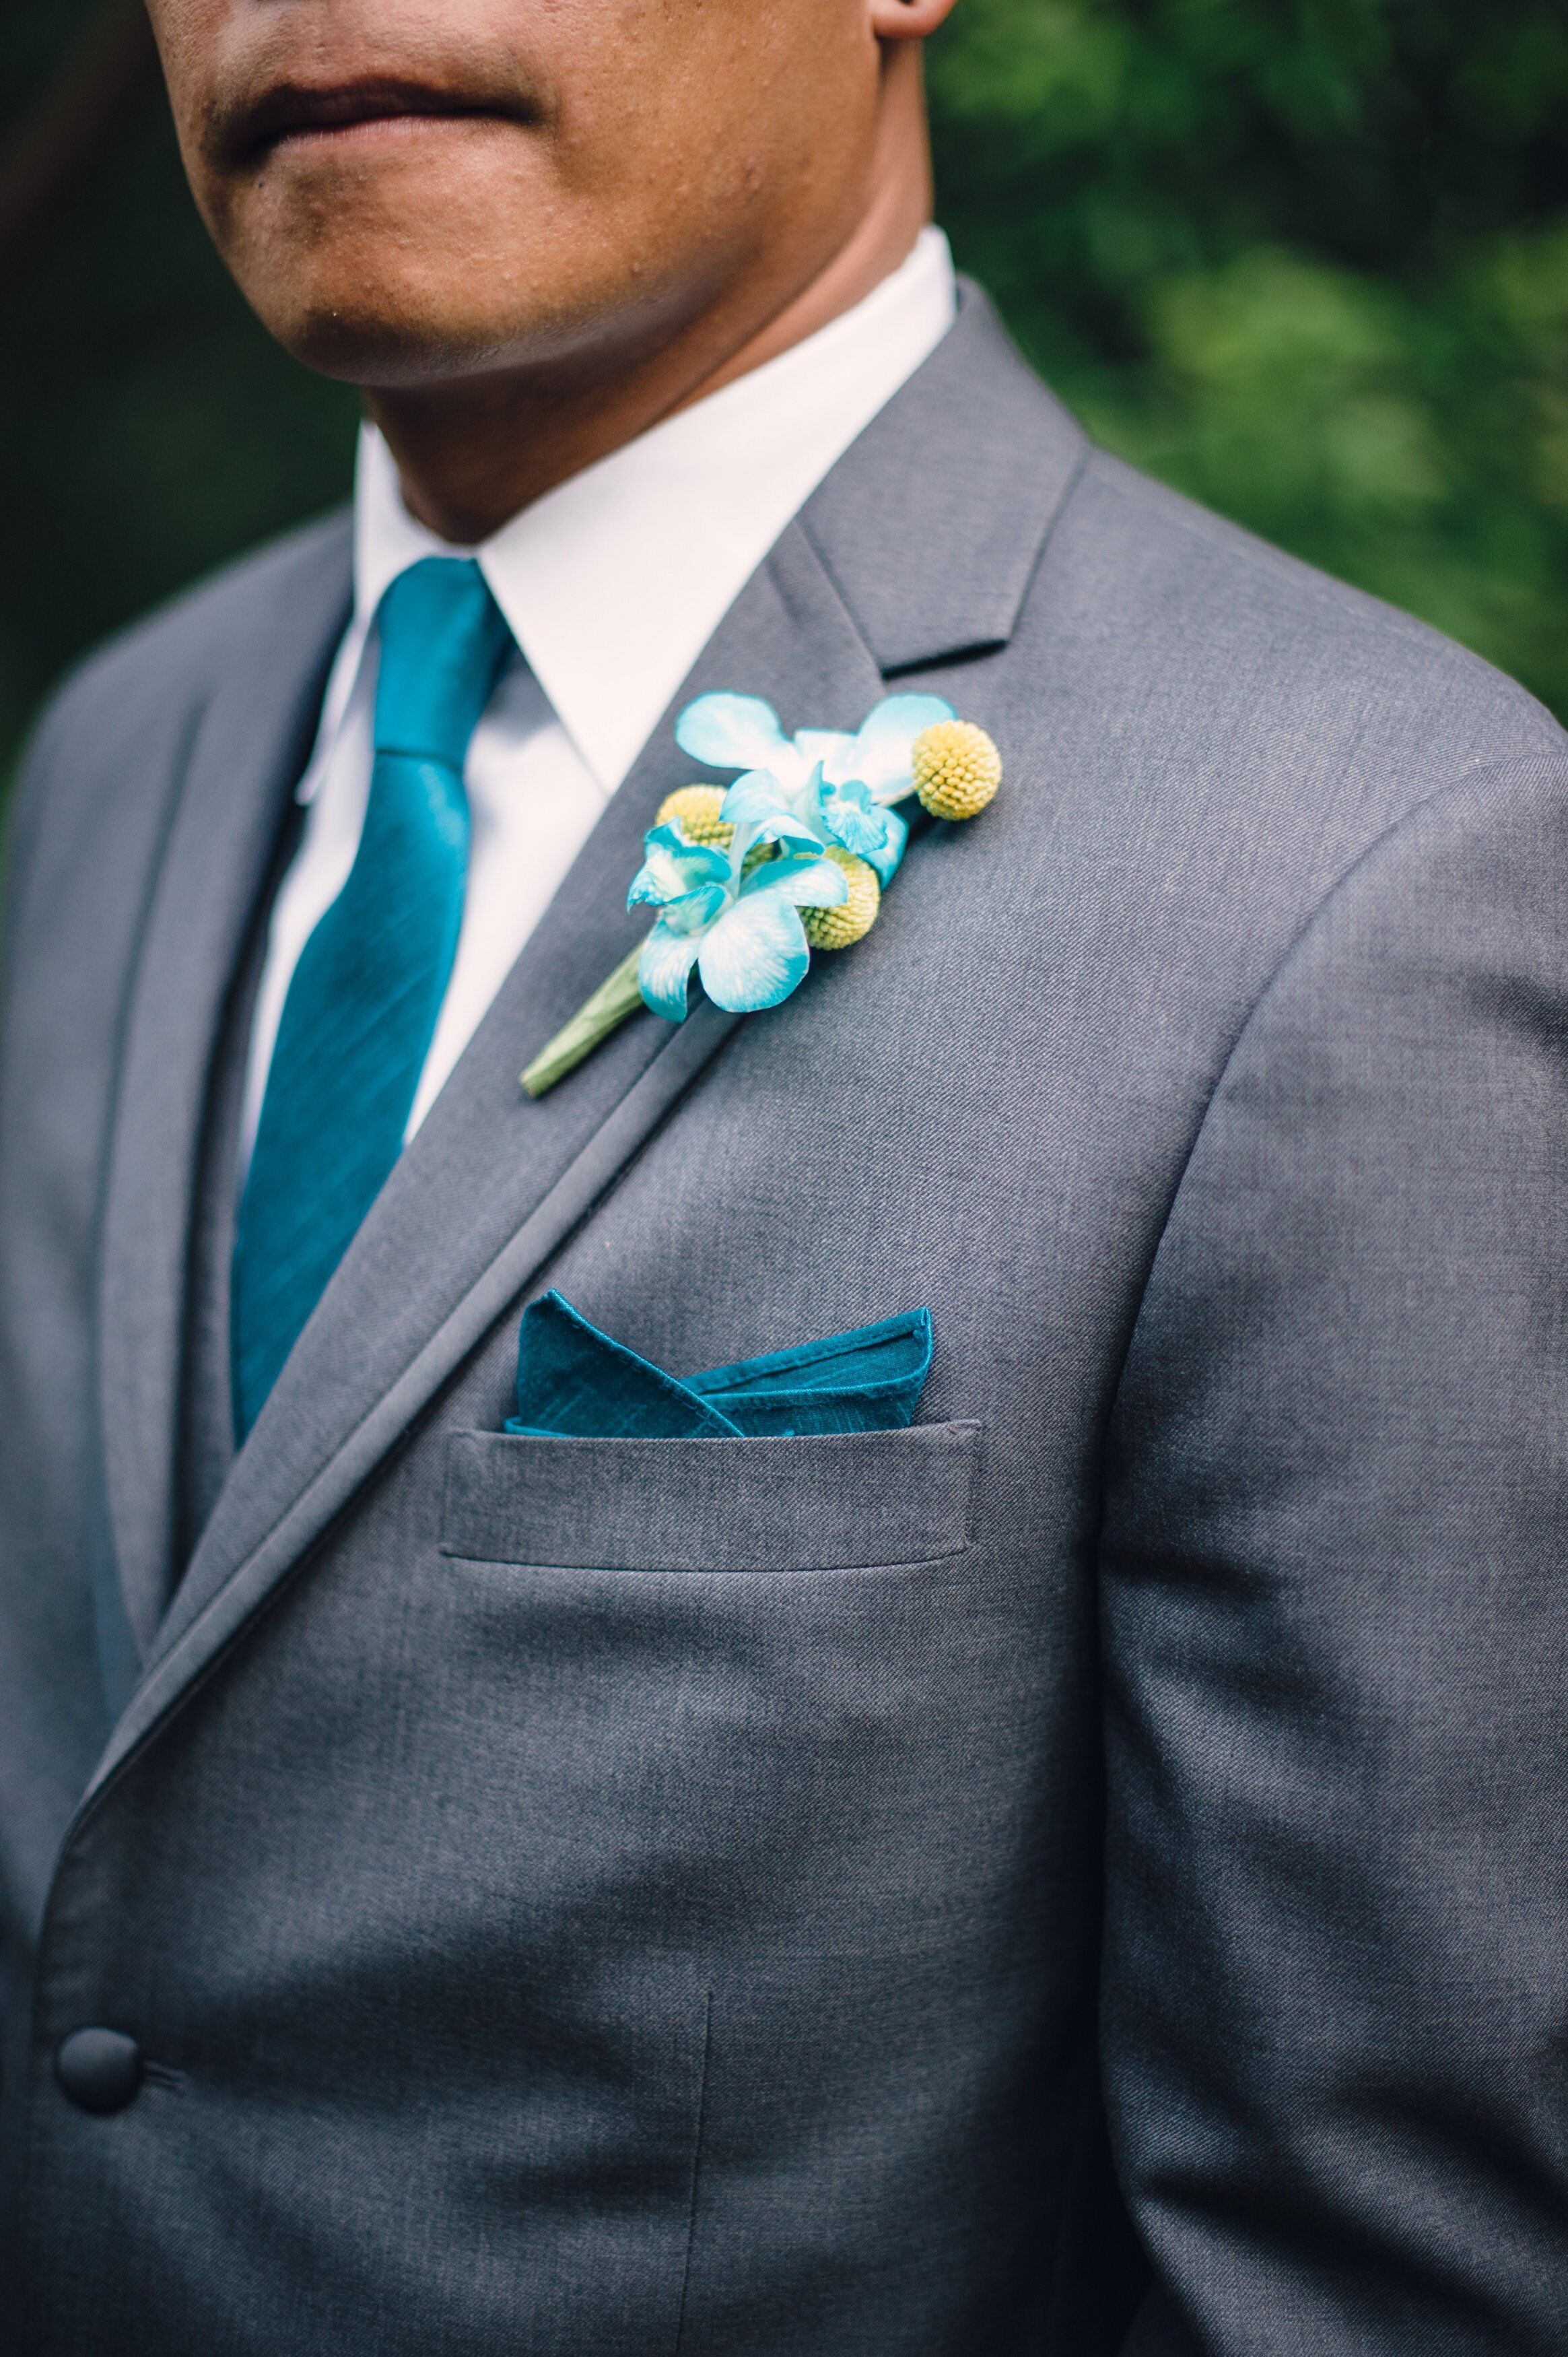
[241,250,723,395]
[262,301,514,389]
[234,263,564,389]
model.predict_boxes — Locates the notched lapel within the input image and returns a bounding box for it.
[96,530,351,1663]
[799,282,1087,674]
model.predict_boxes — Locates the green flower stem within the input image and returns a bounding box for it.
[522,809,940,1101]
[520,941,648,1099]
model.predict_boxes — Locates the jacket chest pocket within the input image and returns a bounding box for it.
[440,1421,980,1572]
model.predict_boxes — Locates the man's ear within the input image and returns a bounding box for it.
[870,0,961,39]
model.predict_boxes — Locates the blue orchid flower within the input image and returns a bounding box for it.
[627,776,848,1022]
[675,690,957,884]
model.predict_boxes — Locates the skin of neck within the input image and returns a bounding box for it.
[147,0,959,546]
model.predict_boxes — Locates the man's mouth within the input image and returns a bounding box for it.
[221,77,533,165]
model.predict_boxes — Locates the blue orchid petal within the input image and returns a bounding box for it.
[720,768,798,825]
[818,782,907,881]
[696,890,811,1013]
[732,801,829,883]
[739,847,847,904]
[819,778,883,851]
[798,764,833,831]
[860,805,908,885]
[848,693,956,800]
[730,853,784,898]
[676,693,793,776]
[752,809,828,857]
[767,853,850,908]
[639,921,706,1022]
[765,762,832,846]
[794,727,857,781]
[657,882,728,935]
[627,822,731,910]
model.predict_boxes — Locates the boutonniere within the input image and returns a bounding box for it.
[521,691,1002,1098]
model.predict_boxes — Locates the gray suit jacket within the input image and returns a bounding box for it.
[4,288,1568,2355]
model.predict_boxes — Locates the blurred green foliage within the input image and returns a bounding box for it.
[3,0,1567,783]
[930,0,1568,713]
[0,5,360,774]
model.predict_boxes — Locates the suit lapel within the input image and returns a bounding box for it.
[90,288,1087,1799]
[95,528,351,1661]
[797,281,1086,671]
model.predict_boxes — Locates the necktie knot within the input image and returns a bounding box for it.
[373,556,514,772]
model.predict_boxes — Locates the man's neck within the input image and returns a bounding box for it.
[362,52,934,547]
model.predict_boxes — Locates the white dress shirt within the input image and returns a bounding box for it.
[240,228,957,1172]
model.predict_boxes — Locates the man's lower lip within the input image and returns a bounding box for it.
[265,112,499,156]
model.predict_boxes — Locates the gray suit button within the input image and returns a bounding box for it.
[55,2028,143,2114]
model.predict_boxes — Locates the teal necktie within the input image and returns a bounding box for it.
[232,557,514,1440]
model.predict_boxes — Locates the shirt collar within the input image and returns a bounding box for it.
[343,227,956,795]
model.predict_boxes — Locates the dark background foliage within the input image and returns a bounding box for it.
[4,0,1567,784]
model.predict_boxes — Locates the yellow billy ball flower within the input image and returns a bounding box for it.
[656,785,734,848]
[911,720,1002,820]
[801,846,881,951]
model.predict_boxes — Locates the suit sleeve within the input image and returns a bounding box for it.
[1,702,61,968]
[1099,752,1568,2353]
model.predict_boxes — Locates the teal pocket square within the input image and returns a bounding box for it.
[506,1292,933,1440]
